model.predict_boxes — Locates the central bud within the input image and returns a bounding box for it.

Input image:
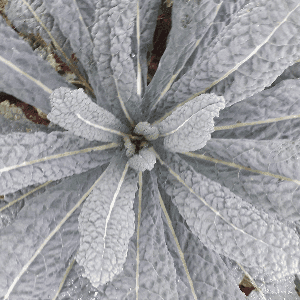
[124,122,159,172]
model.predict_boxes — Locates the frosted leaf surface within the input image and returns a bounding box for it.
[0,131,114,195]
[76,154,138,287]
[128,148,156,172]
[134,122,159,140]
[159,150,300,283]
[48,87,129,142]
[156,93,225,152]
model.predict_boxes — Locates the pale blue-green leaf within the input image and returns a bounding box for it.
[4,0,96,98]
[181,150,300,223]
[158,184,246,300]
[55,171,180,299]
[268,61,300,88]
[157,150,300,283]
[212,78,300,141]
[155,93,225,152]
[247,275,299,300]
[144,0,248,121]
[55,261,107,300]
[4,0,69,47]
[137,0,161,92]
[92,0,141,126]
[133,121,159,140]
[0,17,70,114]
[97,170,178,299]
[4,0,74,59]
[76,153,138,287]
[42,0,111,109]
[149,0,300,124]
[0,166,107,300]
[128,148,156,172]
[48,87,129,142]
[0,181,60,230]
[0,108,48,135]
[183,138,300,222]
[0,131,115,195]
[0,99,63,135]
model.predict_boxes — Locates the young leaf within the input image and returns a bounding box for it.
[155,93,225,152]
[48,87,130,142]
[76,153,138,287]
[0,131,116,195]
[157,149,300,283]
[128,147,157,172]
[0,17,70,114]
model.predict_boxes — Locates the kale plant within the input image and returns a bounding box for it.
[1,0,300,299]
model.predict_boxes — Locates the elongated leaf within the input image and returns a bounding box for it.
[247,275,299,300]
[96,170,179,299]
[42,0,111,109]
[154,93,225,152]
[213,78,300,141]
[144,0,248,121]
[0,17,70,113]
[92,0,141,125]
[142,0,242,118]
[48,87,130,142]
[5,0,73,58]
[156,149,300,283]
[76,154,138,287]
[149,0,300,124]
[158,185,246,299]
[137,0,161,92]
[182,138,300,222]
[4,0,97,99]
[0,131,116,195]
[0,166,107,300]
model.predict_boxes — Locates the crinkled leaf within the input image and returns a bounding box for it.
[4,0,97,100]
[0,131,115,195]
[0,17,70,114]
[128,148,156,172]
[155,93,225,152]
[183,138,300,222]
[5,0,74,58]
[157,150,300,283]
[97,170,179,299]
[56,171,180,300]
[137,0,161,92]
[48,87,129,142]
[144,0,249,121]
[158,185,246,300]
[76,153,138,287]
[213,78,300,141]
[269,61,300,87]
[0,106,54,135]
[149,0,300,123]
[247,275,299,299]
[42,0,110,109]
[92,0,141,125]
[0,166,107,300]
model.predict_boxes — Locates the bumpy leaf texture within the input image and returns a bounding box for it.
[1,0,300,299]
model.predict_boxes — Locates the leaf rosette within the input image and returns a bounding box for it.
[1,0,300,299]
